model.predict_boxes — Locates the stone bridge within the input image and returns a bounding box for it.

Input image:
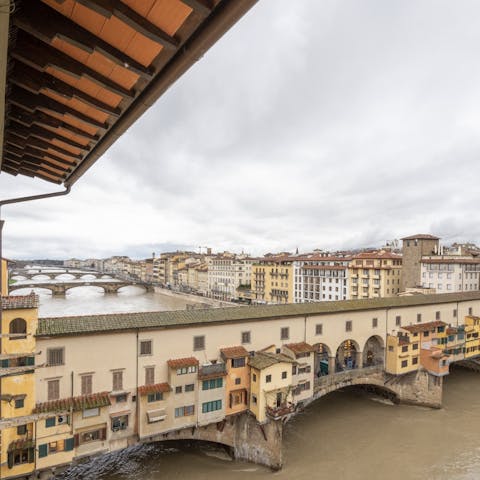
[11,270,112,281]
[9,281,154,296]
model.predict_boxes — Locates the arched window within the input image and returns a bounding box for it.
[9,318,27,340]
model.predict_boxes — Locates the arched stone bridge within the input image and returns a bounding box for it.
[11,270,112,281]
[9,281,154,296]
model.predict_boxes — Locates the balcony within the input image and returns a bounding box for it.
[266,403,295,420]
[198,363,227,380]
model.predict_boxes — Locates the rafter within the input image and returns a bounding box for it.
[23,146,77,168]
[8,107,99,142]
[11,64,121,117]
[9,118,90,151]
[13,2,154,79]
[13,33,135,99]
[8,86,108,130]
[75,0,179,50]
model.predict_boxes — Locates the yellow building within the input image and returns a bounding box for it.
[248,350,296,423]
[349,251,402,299]
[1,258,8,295]
[1,293,39,479]
[251,257,294,304]
[464,315,480,358]
[385,331,420,375]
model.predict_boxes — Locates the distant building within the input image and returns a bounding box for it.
[251,256,294,304]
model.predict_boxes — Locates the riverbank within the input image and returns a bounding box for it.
[153,286,238,308]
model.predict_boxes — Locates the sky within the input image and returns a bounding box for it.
[2,0,480,260]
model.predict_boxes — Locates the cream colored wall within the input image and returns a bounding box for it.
[197,380,226,426]
[138,391,172,438]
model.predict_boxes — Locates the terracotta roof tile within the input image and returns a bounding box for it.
[284,342,314,354]
[1,293,39,310]
[167,357,199,369]
[33,391,111,413]
[421,258,480,265]
[138,383,171,395]
[402,234,440,240]
[220,346,249,359]
[402,321,447,334]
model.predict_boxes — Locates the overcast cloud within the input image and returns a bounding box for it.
[2,0,480,259]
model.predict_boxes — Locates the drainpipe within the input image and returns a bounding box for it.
[0,186,71,472]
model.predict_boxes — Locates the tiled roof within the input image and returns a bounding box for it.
[421,258,480,265]
[402,234,440,240]
[33,392,111,413]
[167,357,199,369]
[249,351,296,370]
[284,342,314,354]
[220,346,250,359]
[1,293,39,310]
[138,383,171,395]
[402,321,447,334]
[301,265,347,270]
[36,291,480,337]
[352,251,402,260]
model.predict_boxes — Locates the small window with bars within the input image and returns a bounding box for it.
[139,340,152,356]
[193,335,205,351]
[241,331,251,344]
[81,375,92,396]
[145,367,155,385]
[112,371,123,391]
[47,348,64,366]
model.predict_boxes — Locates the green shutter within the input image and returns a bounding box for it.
[26,356,35,366]
[1,359,9,368]
[147,393,154,403]
[216,378,223,388]
[202,380,208,390]
[45,417,56,428]
[38,444,48,458]
[64,437,74,452]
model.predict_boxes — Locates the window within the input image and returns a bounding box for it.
[346,320,352,332]
[47,348,64,366]
[202,400,222,413]
[395,316,401,326]
[116,394,127,403]
[112,371,123,391]
[185,383,195,392]
[372,318,378,328]
[315,324,323,335]
[235,378,241,385]
[14,398,24,409]
[79,428,105,444]
[17,425,27,435]
[453,309,457,318]
[241,331,251,344]
[145,367,155,385]
[412,343,418,350]
[266,374,272,383]
[252,373,257,382]
[401,360,408,368]
[48,379,60,401]
[175,405,195,417]
[9,447,34,466]
[193,335,205,351]
[417,313,422,323]
[412,357,418,365]
[280,327,289,340]
[81,375,92,395]
[148,391,163,403]
[388,346,394,352]
[401,346,408,353]
[202,378,223,390]
[436,311,441,321]
[251,394,257,405]
[45,417,56,428]
[469,307,473,315]
[232,357,245,368]
[9,318,27,340]
[281,371,287,379]
[176,365,197,375]
[111,415,128,432]
[140,340,152,356]
[175,386,182,394]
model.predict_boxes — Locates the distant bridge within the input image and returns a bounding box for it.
[10,270,112,281]
[9,280,154,296]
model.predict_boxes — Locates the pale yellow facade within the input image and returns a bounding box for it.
[251,258,294,304]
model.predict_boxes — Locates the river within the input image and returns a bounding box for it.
[11,270,480,479]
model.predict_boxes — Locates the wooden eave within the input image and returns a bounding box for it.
[1,0,258,185]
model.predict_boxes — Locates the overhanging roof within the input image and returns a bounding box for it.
[1,0,257,185]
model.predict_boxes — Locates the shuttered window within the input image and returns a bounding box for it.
[38,444,48,458]
[47,348,64,366]
[47,379,60,401]
[145,367,155,385]
[81,375,92,395]
[112,371,123,391]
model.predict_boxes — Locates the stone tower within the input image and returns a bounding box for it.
[401,234,440,291]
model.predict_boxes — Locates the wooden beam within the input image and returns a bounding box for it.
[6,132,82,161]
[8,107,99,142]
[13,33,135,99]
[76,0,179,50]
[13,2,154,79]
[9,118,90,151]
[23,147,77,168]
[12,63,121,117]
[180,0,213,16]
[8,86,108,130]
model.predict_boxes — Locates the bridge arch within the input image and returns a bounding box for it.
[9,286,55,295]
[362,335,385,367]
[312,343,333,376]
[335,339,361,372]
[64,284,106,294]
